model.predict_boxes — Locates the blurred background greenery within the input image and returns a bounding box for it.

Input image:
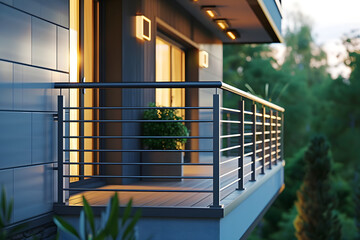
[223,10,360,239]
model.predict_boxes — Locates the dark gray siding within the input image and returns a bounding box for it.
[0,0,69,225]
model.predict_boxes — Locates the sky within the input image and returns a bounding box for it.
[275,0,360,78]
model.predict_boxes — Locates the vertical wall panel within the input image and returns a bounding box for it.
[0,112,31,169]
[31,17,57,69]
[31,113,55,164]
[13,64,53,111]
[0,61,13,110]
[13,164,54,222]
[13,0,69,28]
[0,3,31,64]
[57,27,69,72]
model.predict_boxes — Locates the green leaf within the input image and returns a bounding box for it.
[79,211,86,240]
[122,209,141,240]
[82,196,96,235]
[53,215,80,239]
[121,199,132,227]
[103,193,119,239]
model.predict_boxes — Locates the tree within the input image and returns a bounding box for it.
[294,136,341,240]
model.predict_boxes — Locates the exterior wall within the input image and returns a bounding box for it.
[0,0,69,225]
[113,0,224,180]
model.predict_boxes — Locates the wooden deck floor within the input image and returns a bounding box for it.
[68,158,255,208]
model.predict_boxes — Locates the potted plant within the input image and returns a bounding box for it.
[142,103,189,181]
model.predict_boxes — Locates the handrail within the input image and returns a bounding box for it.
[54,81,284,112]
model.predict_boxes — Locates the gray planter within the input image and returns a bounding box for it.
[141,152,184,182]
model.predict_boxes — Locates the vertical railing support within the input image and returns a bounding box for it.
[251,103,256,181]
[57,95,64,204]
[281,112,284,161]
[261,106,266,174]
[211,94,221,208]
[238,100,245,190]
[275,111,279,165]
[269,110,272,169]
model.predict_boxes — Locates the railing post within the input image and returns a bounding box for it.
[269,109,272,169]
[281,112,284,161]
[57,95,64,204]
[251,103,256,181]
[211,94,221,208]
[261,106,265,174]
[238,100,245,190]
[275,111,279,165]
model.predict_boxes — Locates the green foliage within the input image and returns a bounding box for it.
[294,136,341,240]
[0,186,13,240]
[142,103,189,150]
[54,193,141,240]
[355,172,360,239]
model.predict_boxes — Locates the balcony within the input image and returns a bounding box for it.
[54,81,284,239]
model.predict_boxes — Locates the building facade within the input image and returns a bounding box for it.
[0,0,284,239]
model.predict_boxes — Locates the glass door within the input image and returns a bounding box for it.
[155,37,185,117]
[69,0,100,183]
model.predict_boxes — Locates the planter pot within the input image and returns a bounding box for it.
[141,152,184,182]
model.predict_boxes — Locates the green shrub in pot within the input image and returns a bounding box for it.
[142,103,190,150]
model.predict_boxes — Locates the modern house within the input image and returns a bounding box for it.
[0,0,284,239]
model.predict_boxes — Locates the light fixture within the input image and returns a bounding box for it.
[214,19,229,30]
[226,30,238,40]
[136,15,151,41]
[199,50,209,68]
[202,6,218,18]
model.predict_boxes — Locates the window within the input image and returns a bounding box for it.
[155,36,185,117]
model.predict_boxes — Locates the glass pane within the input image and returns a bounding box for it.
[156,37,171,106]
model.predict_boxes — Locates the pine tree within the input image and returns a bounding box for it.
[294,136,341,240]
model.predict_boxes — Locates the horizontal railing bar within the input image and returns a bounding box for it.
[264,139,270,143]
[255,132,263,135]
[54,81,284,112]
[219,167,241,179]
[220,156,240,165]
[255,140,262,145]
[63,188,213,193]
[220,145,241,152]
[244,121,253,125]
[220,134,241,139]
[64,149,213,152]
[220,178,241,192]
[243,133,253,136]
[243,111,254,115]
[64,106,213,110]
[55,81,224,89]
[255,149,262,153]
[64,119,212,123]
[63,136,212,139]
[244,152,253,157]
[264,154,270,159]
[63,175,213,179]
[63,162,213,166]
[220,82,285,112]
[256,157,263,162]
[255,113,263,116]
[220,120,241,124]
[220,107,240,113]
[265,162,270,166]
[243,142,253,147]
[264,131,270,134]
[264,146,270,150]
[243,171,254,178]
[243,162,253,168]
[264,123,270,126]
[256,165,263,171]
[255,122,263,125]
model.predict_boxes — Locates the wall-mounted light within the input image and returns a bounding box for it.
[202,6,218,18]
[199,50,209,68]
[226,30,239,40]
[214,19,229,30]
[136,15,151,41]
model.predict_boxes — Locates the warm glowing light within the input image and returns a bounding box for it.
[206,10,215,18]
[227,31,237,40]
[215,19,229,30]
[199,50,209,68]
[136,15,151,41]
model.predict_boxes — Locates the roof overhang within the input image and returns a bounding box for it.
[175,0,284,44]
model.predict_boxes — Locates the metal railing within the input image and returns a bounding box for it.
[55,81,284,208]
